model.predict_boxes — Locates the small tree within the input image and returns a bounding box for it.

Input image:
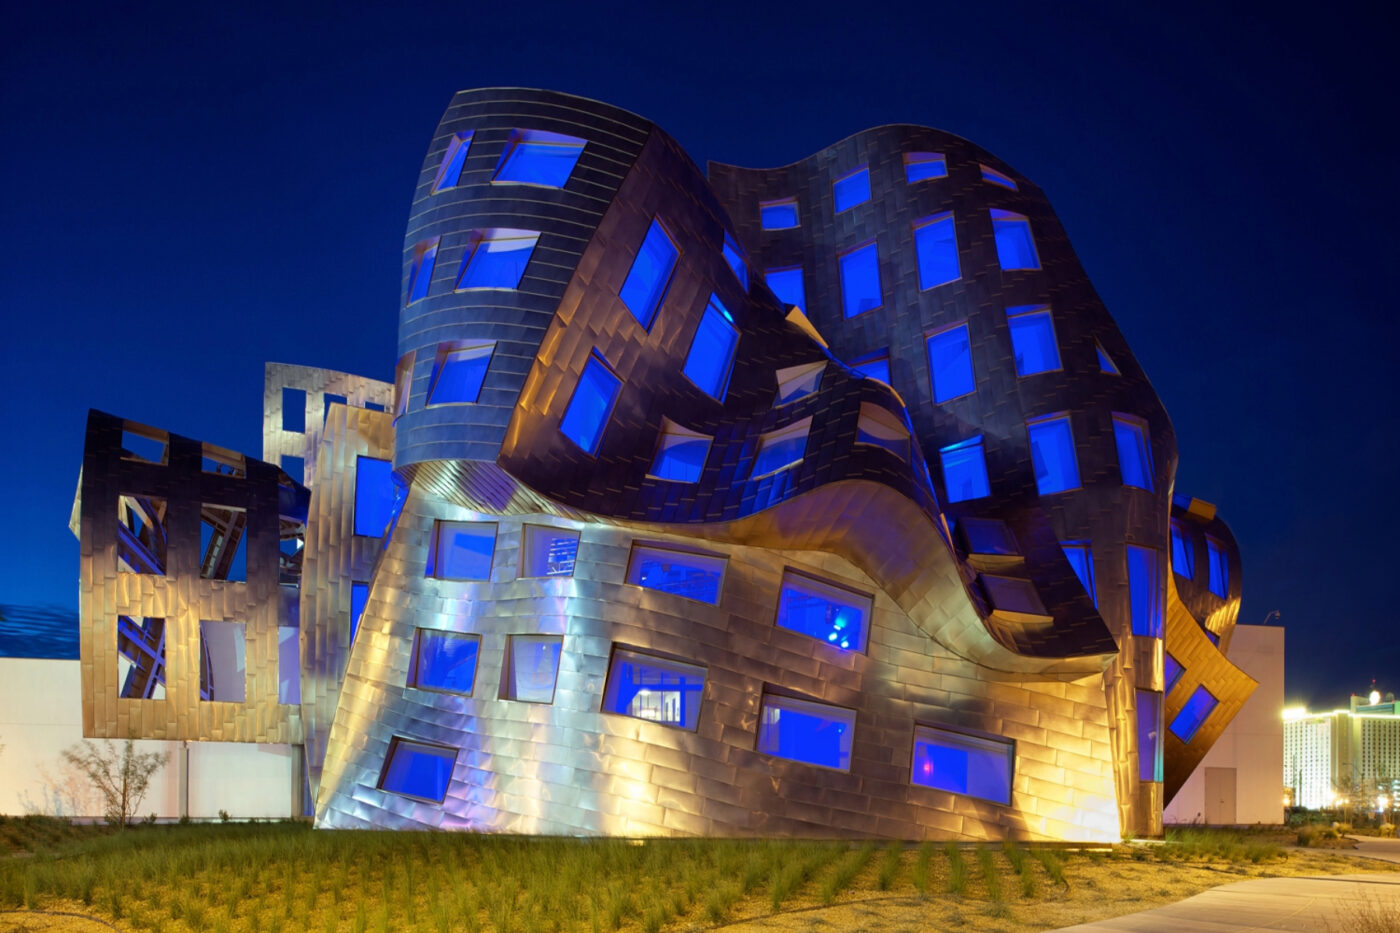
[61,738,169,828]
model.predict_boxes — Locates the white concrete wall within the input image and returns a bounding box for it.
[1165,625,1286,825]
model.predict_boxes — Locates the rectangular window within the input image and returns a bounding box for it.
[926,323,975,401]
[431,130,473,193]
[764,266,805,313]
[1170,521,1194,579]
[855,402,909,460]
[962,518,1019,556]
[1170,686,1219,743]
[520,525,580,578]
[559,353,622,455]
[281,387,306,433]
[428,341,494,406]
[1006,306,1060,375]
[980,165,1018,189]
[940,436,990,502]
[602,647,706,730]
[757,693,855,771]
[1113,413,1154,490]
[721,232,747,289]
[1206,537,1228,597]
[409,629,481,694]
[407,237,439,304]
[456,228,539,289]
[620,219,679,329]
[120,426,167,463]
[201,446,244,477]
[278,626,300,705]
[839,241,881,317]
[1061,542,1097,606]
[200,619,246,703]
[117,615,166,700]
[904,151,947,183]
[199,505,248,582]
[776,569,872,652]
[492,129,584,187]
[1127,544,1163,638]
[682,296,739,400]
[982,574,1047,615]
[378,737,456,803]
[914,213,959,289]
[116,494,167,575]
[852,350,891,385]
[280,455,304,485]
[774,361,824,405]
[1164,651,1184,693]
[502,635,563,703]
[1137,690,1163,782]
[911,724,1013,804]
[1026,414,1080,494]
[648,420,711,483]
[750,417,810,478]
[625,544,726,605]
[833,166,871,212]
[760,197,799,230]
[323,393,346,425]
[990,210,1039,270]
[350,582,369,644]
[394,351,414,420]
[426,521,497,581]
[354,456,398,537]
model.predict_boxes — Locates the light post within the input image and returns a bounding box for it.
[1261,609,1281,626]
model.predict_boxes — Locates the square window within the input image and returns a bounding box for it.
[775,569,872,652]
[1061,541,1097,606]
[280,388,306,433]
[1171,521,1194,579]
[990,210,1039,270]
[648,420,712,483]
[431,131,473,193]
[751,417,811,479]
[200,619,246,703]
[721,232,747,289]
[982,574,1047,615]
[1170,686,1219,743]
[926,323,975,402]
[683,296,739,400]
[199,504,248,582]
[760,197,799,230]
[409,629,481,694]
[774,361,824,405]
[394,351,415,420]
[1095,340,1120,375]
[980,165,1018,189]
[120,425,167,464]
[904,152,947,183]
[378,737,456,803]
[757,693,855,771]
[764,266,805,313]
[323,393,346,425]
[354,456,399,537]
[1113,413,1154,490]
[280,454,304,485]
[602,647,706,730]
[1165,652,1184,693]
[520,524,580,577]
[1026,414,1080,494]
[838,241,881,317]
[350,582,368,644]
[1127,544,1163,638]
[852,350,891,385]
[560,353,622,455]
[407,238,439,304]
[913,213,959,289]
[625,544,726,605]
[961,518,1019,556]
[117,615,166,699]
[940,436,990,502]
[116,494,167,575]
[426,520,497,581]
[278,626,300,705]
[1006,306,1060,375]
[1207,536,1229,598]
[428,341,494,406]
[492,129,584,187]
[1137,690,1163,782]
[911,724,1013,804]
[455,228,540,290]
[502,635,563,703]
[620,218,679,329]
[201,446,245,477]
[855,402,909,460]
[833,166,871,212]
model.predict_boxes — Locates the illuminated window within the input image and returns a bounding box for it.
[751,418,810,478]
[1170,521,1194,579]
[721,232,747,289]
[757,693,855,771]
[520,525,580,578]
[455,229,539,290]
[852,350,891,385]
[281,388,306,433]
[559,354,621,455]
[492,129,584,187]
[353,456,399,537]
[625,544,725,605]
[200,619,246,703]
[1061,542,1096,606]
[117,615,166,700]
[927,323,974,401]
[407,238,439,304]
[1170,686,1219,743]
[1113,414,1154,490]
[1138,690,1163,782]
[648,420,711,483]
[990,210,1039,270]
[855,402,909,459]
[940,436,989,502]
[431,131,473,193]
[199,505,247,582]
[1165,652,1184,692]
[278,626,300,705]
[1026,414,1079,494]
[502,635,563,703]
[765,266,805,313]
[776,569,872,652]
[833,166,871,212]
[911,725,1013,804]
[1007,306,1060,375]
[427,341,494,406]
[350,582,368,644]
[914,213,959,289]
[962,518,1018,556]
[602,647,706,730]
[1207,537,1229,597]
[980,165,1017,189]
[620,219,679,329]
[394,351,414,420]
[117,494,167,575]
[409,629,481,694]
[425,521,496,581]
[904,152,947,183]
[378,737,456,803]
[774,361,824,405]
[760,197,799,229]
[1127,544,1163,638]
[682,296,739,400]
[1095,340,1120,374]
[839,241,881,317]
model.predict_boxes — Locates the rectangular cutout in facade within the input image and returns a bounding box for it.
[1061,541,1096,606]
[1113,413,1154,491]
[278,626,300,705]
[911,724,1013,804]
[354,456,398,537]
[117,615,166,700]
[775,569,873,652]
[648,420,712,484]
[559,353,622,455]
[200,619,246,703]
[378,736,456,803]
[117,494,167,575]
[626,544,726,605]
[913,213,959,289]
[394,351,415,420]
[407,238,440,304]
[939,436,990,502]
[764,266,805,313]
[280,454,304,485]
[833,165,871,212]
[409,629,481,694]
[990,210,1039,270]
[200,504,248,582]
[750,417,811,479]
[431,131,474,193]
[350,582,368,644]
[1127,544,1163,638]
[721,232,747,289]
[927,322,975,402]
[1137,689,1163,782]
[620,218,679,330]
[757,693,855,771]
[281,388,306,433]
[1171,521,1194,579]
[855,402,909,459]
[838,241,881,317]
[120,426,167,464]
[1007,306,1060,375]
[1170,686,1219,743]
[760,197,799,230]
[1206,536,1228,597]
[1026,413,1080,494]
[602,647,706,730]
[455,229,539,290]
[426,521,497,581]
[904,151,947,182]
[492,129,585,187]
[502,635,564,703]
[682,296,739,400]
[520,524,580,578]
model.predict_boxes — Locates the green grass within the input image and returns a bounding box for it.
[945,842,968,897]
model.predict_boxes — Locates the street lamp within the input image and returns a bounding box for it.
[1261,609,1281,626]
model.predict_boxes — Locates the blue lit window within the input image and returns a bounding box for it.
[751,418,810,478]
[280,455,304,485]
[431,131,473,193]
[1171,522,1194,579]
[774,361,824,405]
[911,725,1013,804]
[281,388,306,433]
[1026,414,1079,494]
[982,575,1047,615]
[426,521,496,581]
[856,402,909,460]
[323,393,346,425]
[990,210,1039,270]
[407,238,439,304]
[962,518,1018,556]
[760,197,799,230]
[503,635,563,703]
[1164,652,1184,693]
[520,524,579,577]
[940,436,990,502]
[620,219,679,328]
[852,350,891,385]
[764,266,806,313]
[602,647,706,730]
[492,129,585,187]
[560,354,622,455]
[428,341,494,406]
[1061,542,1097,606]
[1137,690,1163,782]
[278,626,299,705]
[980,165,1018,190]
[1170,686,1218,743]
[757,693,855,771]
[1096,341,1120,375]
[833,166,871,212]
[914,213,959,289]
[1007,306,1060,375]
[1206,537,1228,598]
[199,619,246,702]
[648,420,711,483]
[682,297,739,400]
[409,629,480,694]
[1113,414,1154,490]
[353,456,399,537]
[839,241,882,317]
[721,232,747,289]
[625,544,726,605]
[776,569,873,652]
[1127,544,1163,638]
[378,737,456,803]
[904,152,947,183]
[394,352,414,420]
[350,582,368,644]
[927,323,975,401]
[455,229,539,290]
[200,506,247,582]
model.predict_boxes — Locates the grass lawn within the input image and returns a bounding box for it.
[1,819,1393,932]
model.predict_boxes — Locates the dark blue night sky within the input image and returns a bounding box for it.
[2,1,1394,708]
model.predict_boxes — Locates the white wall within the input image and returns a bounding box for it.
[1165,625,1285,825]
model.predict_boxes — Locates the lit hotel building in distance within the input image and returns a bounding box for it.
[1285,691,1400,810]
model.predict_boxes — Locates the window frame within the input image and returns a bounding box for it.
[910,722,1015,805]
[407,628,482,696]
[619,218,680,330]
[759,197,800,230]
[601,645,707,732]
[376,736,457,804]
[454,228,540,291]
[1025,412,1081,495]
[426,341,495,407]
[426,520,498,582]
[832,165,871,213]
[559,352,623,456]
[490,129,585,188]
[989,209,1040,271]
[926,322,975,402]
[756,691,857,772]
[1006,305,1061,376]
[518,524,581,579]
[750,417,811,480]
[903,151,948,183]
[912,211,960,290]
[501,634,564,704]
[431,131,474,194]
[624,542,727,606]
[774,567,875,653]
[1112,413,1155,491]
[837,239,882,318]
